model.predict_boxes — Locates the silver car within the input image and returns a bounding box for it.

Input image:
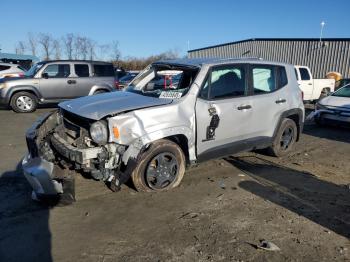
[0,62,26,79]
[22,58,304,203]
[0,60,117,112]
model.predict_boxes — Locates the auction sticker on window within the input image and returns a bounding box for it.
[159,91,183,99]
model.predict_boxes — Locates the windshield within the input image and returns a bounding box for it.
[126,64,198,98]
[25,63,44,77]
[332,84,350,98]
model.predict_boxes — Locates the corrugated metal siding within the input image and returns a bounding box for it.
[188,40,350,78]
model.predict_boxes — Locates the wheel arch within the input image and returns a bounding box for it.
[8,86,41,102]
[273,108,304,141]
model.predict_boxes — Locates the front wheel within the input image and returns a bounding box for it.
[268,118,297,157]
[131,139,186,192]
[10,91,38,113]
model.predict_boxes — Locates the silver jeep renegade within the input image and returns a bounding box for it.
[22,58,304,202]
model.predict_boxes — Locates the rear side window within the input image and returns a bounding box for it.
[299,68,311,80]
[43,64,70,78]
[252,66,276,94]
[93,64,114,77]
[74,64,89,77]
[0,65,11,71]
[277,66,288,88]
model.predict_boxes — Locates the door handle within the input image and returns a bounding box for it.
[275,99,286,104]
[237,105,252,110]
[67,80,76,84]
[308,83,312,85]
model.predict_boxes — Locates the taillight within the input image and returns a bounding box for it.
[114,80,120,89]
[19,73,24,77]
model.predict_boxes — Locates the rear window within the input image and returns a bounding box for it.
[93,64,114,77]
[74,64,89,77]
[0,65,11,71]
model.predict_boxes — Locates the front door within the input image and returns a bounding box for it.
[38,63,72,100]
[195,64,254,161]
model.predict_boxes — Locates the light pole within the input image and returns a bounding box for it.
[319,21,325,48]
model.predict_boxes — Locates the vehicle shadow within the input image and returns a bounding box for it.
[303,123,350,144]
[226,156,350,239]
[0,162,52,262]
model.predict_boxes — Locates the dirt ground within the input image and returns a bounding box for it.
[0,106,349,262]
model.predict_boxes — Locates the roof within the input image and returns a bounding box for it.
[0,52,39,61]
[154,57,290,67]
[37,60,113,64]
[188,38,350,53]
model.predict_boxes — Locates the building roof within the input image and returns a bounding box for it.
[0,52,39,61]
[155,57,289,67]
[188,38,350,53]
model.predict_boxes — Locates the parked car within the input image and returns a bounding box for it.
[22,58,304,202]
[314,83,350,126]
[0,60,117,113]
[294,66,335,101]
[117,72,139,89]
[115,68,128,80]
[0,62,26,79]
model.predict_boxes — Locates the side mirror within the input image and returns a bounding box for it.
[42,73,49,79]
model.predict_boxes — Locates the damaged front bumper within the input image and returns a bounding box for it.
[310,109,350,127]
[22,110,126,200]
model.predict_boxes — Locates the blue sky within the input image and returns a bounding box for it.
[1,0,349,58]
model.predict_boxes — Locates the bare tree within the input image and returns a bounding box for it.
[87,39,96,60]
[27,33,37,56]
[62,33,75,59]
[15,41,26,55]
[97,44,110,61]
[38,33,53,60]
[53,39,61,59]
[111,41,121,64]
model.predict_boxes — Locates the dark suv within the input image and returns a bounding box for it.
[0,60,117,112]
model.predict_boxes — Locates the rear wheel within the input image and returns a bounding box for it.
[10,91,38,113]
[268,118,297,157]
[131,139,186,192]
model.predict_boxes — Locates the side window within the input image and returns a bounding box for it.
[252,66,276,94]
[206,65,246,99]
[299,68,311,80]
[43,64,70,78]
[74,64,89,77]
[0,65,11,71]
[277,66,288,89]
[93,64,115,77]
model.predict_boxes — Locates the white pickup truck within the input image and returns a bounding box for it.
[294,66,335,101]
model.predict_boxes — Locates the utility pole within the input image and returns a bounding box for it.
[319,21,325,48]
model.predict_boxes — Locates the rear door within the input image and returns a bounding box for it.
[296,66,313,100]
[38,63,72,100]
[248,64,290,138]
[71,63,92,97]
[196,64,256,160]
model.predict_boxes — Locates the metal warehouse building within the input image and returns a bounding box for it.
[188,38,350,78]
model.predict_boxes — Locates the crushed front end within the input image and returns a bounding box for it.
[22,109,126,201]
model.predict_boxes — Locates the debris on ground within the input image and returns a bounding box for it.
[218,180,226,189]
[178,212,199,219]
[238,174,245,177]
[257,240,281,251]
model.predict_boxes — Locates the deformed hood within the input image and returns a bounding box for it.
[320,95,350,109]
[59,91,173,120]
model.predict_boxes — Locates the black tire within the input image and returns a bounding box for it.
[268,118,298,157]
[10,91,38,113]
[131,139,186,192]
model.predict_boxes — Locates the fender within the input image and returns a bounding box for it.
[273,108,304,141]
[121,126,195,165]
[5,85,42,104]
[88,84,114,95]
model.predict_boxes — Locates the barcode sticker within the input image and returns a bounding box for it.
[159,91,183,99]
